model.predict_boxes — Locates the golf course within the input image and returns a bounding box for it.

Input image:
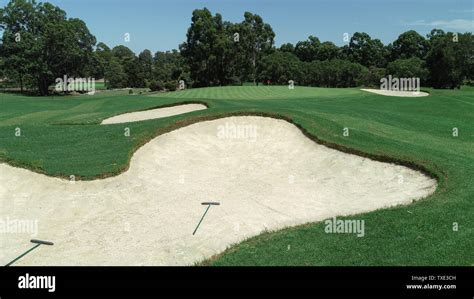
[2,0,474,297]
[0,86,472,265]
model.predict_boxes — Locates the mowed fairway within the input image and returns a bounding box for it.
[0,86,473,265]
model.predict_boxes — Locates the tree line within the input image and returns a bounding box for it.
[0,1,472,95]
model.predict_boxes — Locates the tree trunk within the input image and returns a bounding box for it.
[19,74,23,92]
[252,52,257,85]
[38,76,50,96]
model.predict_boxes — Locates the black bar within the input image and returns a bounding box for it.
[0,267,472,298]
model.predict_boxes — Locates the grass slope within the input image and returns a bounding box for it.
[0,86,472,265]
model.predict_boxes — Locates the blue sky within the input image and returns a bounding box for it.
[1,0,473,54]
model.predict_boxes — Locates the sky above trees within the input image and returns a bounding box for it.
[1,0,470,54]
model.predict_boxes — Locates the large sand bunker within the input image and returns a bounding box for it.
[101,103,207,124]
[0,116,436,266]
[361,89,429,97]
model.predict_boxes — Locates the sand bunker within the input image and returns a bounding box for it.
[101,103,207,124]
[0,116,436,266]
[361,89,429,97]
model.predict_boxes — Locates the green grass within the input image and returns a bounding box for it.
[94,82,106,90]
[151,85,362,100]
[0,86,472,265]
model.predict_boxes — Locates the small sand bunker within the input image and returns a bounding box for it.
[101,103,207,124]
[361,89,429,97]
[0,116,436,266]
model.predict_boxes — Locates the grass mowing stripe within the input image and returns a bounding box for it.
[0,86,472,265]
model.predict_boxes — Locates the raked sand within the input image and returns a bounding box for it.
[361,89,429,97]
[0,116,437,266]
[101,103,207,124]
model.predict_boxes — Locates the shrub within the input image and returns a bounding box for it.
[360,67,386,87]
[302,59,368,87]
[164,81,177,91]
[387,57,428,83]
[149,80,164,91]
[259,51,303,85]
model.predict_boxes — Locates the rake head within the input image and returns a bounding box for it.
[30,239,54,246]
[201,202,220,206]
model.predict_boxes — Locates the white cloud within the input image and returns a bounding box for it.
[408,19,473,31]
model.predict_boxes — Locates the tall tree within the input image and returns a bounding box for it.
[180,8,231,87]
[138,49,153,84]
[279,43,295,53]
[0,0,36,91]
[294,35,320,62]
[0,0,96,95]
[94,42,112,86]
[426,29,474,88]
[318,41,339,61]
[238,12,275,84]
[390,30,429,60]
[105,57,127,88]
[347,32,387,67]
[111,45,142,87]
[259,50,302,85]
[387,57,429,83]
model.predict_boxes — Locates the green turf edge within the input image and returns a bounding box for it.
[49,100,212,125]
[0,109,446,187]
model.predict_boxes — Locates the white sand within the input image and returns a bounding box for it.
[361,89,429,97]
[101,104,207,124]
[0,116,436,266]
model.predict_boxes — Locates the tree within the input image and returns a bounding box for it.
[152,49,190,88]
[0,57,4,79]
[180,8,233,87]
[387,57,429,83]
[303,59,368,87]
[347,32,387,67]
[361,67,386,87]
[111,45,144,87]
[318,41,339,61]
[425,29,473,88]
[294,35,320,62]
[138,49,153,86]
[259,50,302,85]
[105,57,127,88]
[94,42,112,86]
[279,43,294,53]
[0,0,96,95]
[238,12,275,84]
[223,21,244,85]
[0,0,37,92]
[0,31,30,91]
[391,30,429,60]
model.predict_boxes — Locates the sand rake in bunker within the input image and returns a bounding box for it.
[192,202,220,235]
[5,239,54,266]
